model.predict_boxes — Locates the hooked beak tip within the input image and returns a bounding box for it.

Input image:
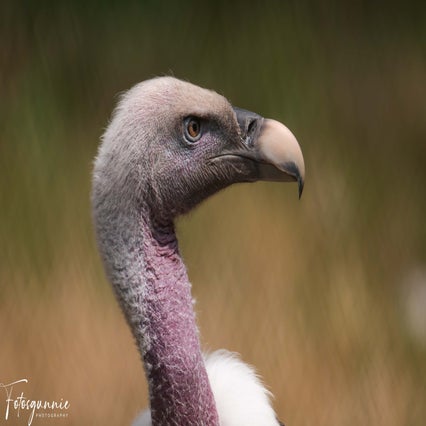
[298,176,304,199]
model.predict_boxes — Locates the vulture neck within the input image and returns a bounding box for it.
[122,209,219,425]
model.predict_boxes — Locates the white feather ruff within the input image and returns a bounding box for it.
[132,350,279,426]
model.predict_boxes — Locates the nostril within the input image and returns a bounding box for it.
[247,118,257,136]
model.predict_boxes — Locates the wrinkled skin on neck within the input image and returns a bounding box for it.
[139,216,219,425]
[92,189,219,424]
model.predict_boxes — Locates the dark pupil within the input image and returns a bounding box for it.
[190,121,198,136]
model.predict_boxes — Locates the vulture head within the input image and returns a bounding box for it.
[95,77,304,223]
[93,77,305,425]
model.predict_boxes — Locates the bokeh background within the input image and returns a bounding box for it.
[1,1,425,425]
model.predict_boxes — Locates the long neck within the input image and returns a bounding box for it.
[97,205,219,425]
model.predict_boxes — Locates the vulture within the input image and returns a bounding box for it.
[92,77,304,426]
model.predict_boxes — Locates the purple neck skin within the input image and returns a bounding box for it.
[139,216,219,425]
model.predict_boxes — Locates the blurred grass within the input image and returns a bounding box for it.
[1,1,426,425]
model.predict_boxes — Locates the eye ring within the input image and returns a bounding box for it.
[183,117,202,143]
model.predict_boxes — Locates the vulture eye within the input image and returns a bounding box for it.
[184,117,202,143]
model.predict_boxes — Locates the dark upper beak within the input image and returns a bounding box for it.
[233,107,305,198]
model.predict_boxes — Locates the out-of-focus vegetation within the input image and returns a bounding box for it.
[1,1,425,425]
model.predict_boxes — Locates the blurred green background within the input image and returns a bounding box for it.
[1,1,425,425]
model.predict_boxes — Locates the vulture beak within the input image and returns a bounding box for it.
[233,107,305,198]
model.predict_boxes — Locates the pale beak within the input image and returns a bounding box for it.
[233,107,305,198]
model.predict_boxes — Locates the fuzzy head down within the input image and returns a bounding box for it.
[93,77,259,222]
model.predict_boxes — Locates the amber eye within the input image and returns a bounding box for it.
[184,117,202,143]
